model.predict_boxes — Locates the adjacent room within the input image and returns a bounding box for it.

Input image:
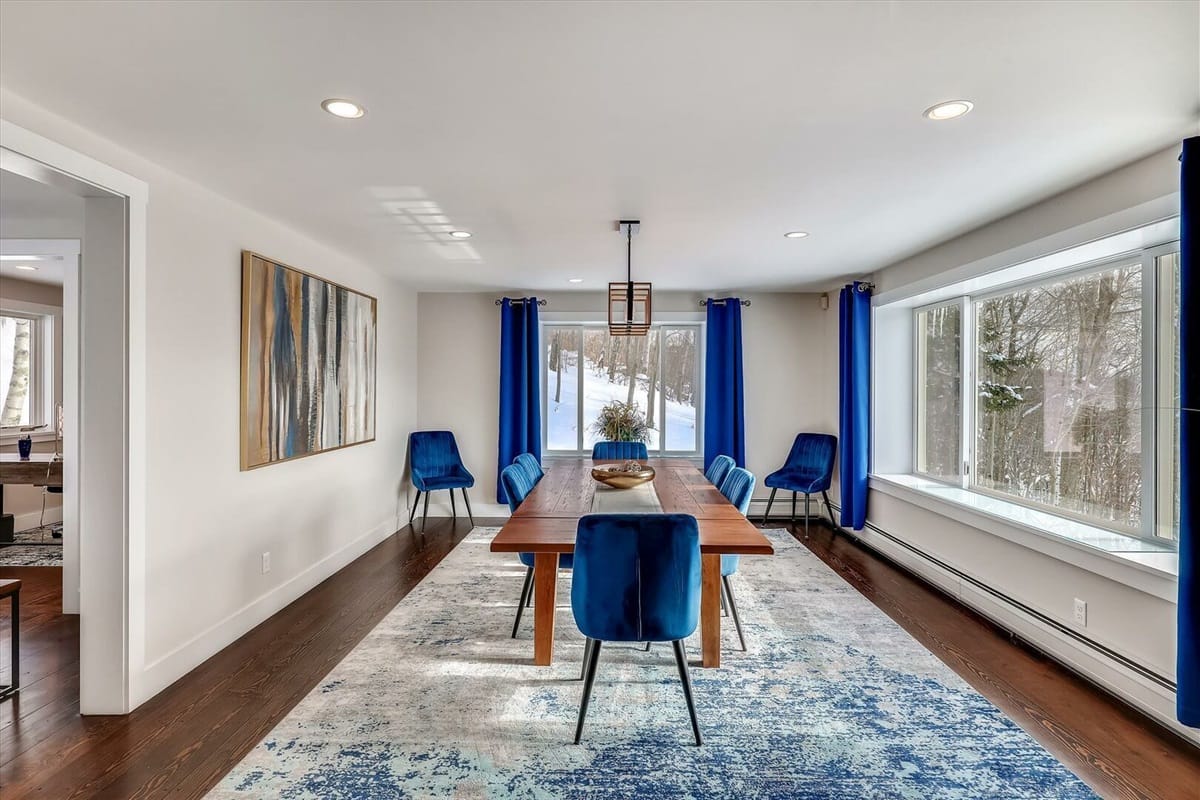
[0,1,1196,798]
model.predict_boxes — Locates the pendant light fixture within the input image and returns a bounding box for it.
[608,219,652,336]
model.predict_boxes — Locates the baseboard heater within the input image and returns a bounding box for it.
[812,501,1176,694]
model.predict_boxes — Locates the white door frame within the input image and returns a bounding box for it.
[1,120,147,714]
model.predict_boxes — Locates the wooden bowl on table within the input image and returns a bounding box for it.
[591,462,656,490]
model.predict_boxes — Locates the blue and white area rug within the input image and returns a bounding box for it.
[209,528,1096,799]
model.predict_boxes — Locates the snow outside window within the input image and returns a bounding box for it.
[543,324,701,457]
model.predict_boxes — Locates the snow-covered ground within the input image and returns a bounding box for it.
[546,358,696,452]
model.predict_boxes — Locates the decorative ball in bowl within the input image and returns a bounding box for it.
[591,460,656,490]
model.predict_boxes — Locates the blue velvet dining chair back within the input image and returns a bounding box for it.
[502,459,571,638]
[716,467,755,653]
[718,467,755,516]
[408,431,475,532]
[762,432,838,533]
[705,454,735,487]
[571,513,704,745]
[572,514,701,642]
[514,452,544,484]
[591,441,649,461]
[500,463,536,513]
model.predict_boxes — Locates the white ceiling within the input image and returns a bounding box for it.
[0,1,1195,292]
[0,170,81,286]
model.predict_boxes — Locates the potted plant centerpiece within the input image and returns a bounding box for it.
[590,401,655,488]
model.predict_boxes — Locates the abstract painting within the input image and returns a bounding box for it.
[240,251,376,470]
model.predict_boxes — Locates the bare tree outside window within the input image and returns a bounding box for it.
[916,303,961,481]
[1,314,33,427]
[544,324,699,455]
[973,263,1143,530]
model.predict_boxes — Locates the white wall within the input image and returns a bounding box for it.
[1,90,419,706]
[855,143,1194,743]
[416,290,831,515]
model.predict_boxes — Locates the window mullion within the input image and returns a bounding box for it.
[576,327,585,454]
[960,296,974,491]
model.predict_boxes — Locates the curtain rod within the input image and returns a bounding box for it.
[698,299,752,307]
[495,298,547,306]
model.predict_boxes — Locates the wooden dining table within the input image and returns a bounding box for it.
[489,457,774,669]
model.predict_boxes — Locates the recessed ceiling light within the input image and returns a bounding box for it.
[783,231,809,239]
[568,278,584,284]
[13,265,38,271]
[923,100,974,121]
[321,98,366,119]
[448,230,472,239]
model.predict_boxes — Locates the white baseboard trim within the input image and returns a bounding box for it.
[845,520,1200,748]
[409,497,511,520]
[133,517,397,707]
[11,506,62,532]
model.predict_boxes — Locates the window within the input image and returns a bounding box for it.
[915,302,962,482]
[974,261,1143,531]
[543,323,702,456]
[908,244,1180,543]
[0,309,50,430]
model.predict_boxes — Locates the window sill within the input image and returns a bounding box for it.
[0,430,58,445]
[869,474,1178,600]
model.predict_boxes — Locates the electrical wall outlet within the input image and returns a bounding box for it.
[1072,598,1087,626]
[262,552,271,574]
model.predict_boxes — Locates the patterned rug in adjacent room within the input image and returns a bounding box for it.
[0,524,63,567]
[209,528,1096,799]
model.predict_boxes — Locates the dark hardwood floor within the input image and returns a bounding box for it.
[0,518,1196,799]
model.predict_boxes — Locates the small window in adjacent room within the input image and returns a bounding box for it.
[915,302,962,482]
[0,309,48,430]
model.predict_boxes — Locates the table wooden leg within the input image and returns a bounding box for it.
[701,553,721,668]
[533,553,559,666]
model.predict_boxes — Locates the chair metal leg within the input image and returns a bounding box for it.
[421,491,431,532]
[581,637,594,680]
[823,490,836,530]
[450,489,457,520]
[574,639,603,744]
[791,491,797,523]
[462,489,475,527]
[804,493,810,537]
[512,566,534,638]
[720,587,727,617]
[527,573,535,607]
[645,641,652,651]
[671,640,702,746]
[762,488,777,522]
[408,490,421,527]
[722,575,747,652]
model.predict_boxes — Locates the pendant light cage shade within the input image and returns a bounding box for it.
[608,281,652,336]
[609,219,651,336]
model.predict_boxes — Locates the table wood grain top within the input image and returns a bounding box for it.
[0,453,63,486]
[491,458,774,556]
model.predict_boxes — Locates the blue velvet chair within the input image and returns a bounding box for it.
[514,452,544,484]
[408,431,475,532]
[501,462,573,638]
[717,467,755,652]
[704,454,735,487]
[762,433,837,534]
[572,513,703,745]
[591,441,648,461]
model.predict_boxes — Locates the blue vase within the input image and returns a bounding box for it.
[17,435,33,460]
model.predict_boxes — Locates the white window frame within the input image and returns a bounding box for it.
[540,320,705,459]
[0,299,56,438]
[907,246,1179,545]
